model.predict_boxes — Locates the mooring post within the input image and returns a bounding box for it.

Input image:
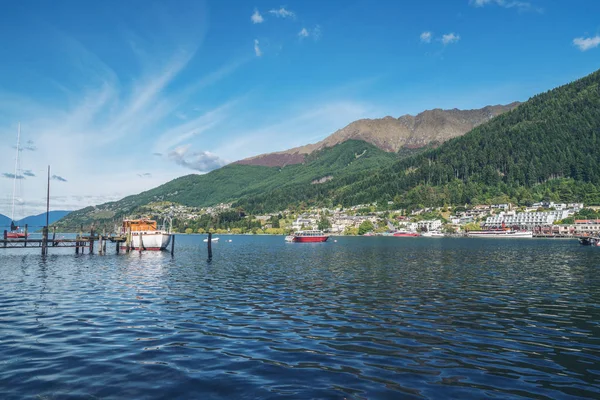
[41,226,48,256]
[116,240,120,254]
[52,226,56,246]
[139,232,143,253]
[90,227,95,254]
[98,235,103,255]
[207,232,213,261]
[170,234,175,256]
[24,224,28,247]
[126,227,131,253]
[3,230,6,248]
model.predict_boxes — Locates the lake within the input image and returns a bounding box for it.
[0,235,599,399]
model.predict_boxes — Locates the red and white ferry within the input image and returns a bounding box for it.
[285,230,329,243]
[120,218,172,251]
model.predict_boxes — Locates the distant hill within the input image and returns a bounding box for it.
[54,140,397,229]
[235,68,600,211]
[237,103,520,167]
[0,211,71,231]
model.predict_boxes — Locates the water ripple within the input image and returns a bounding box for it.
[0,236,599,399]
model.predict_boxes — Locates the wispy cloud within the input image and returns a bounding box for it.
[442,33,460,45]
[269,7,295,19]
[298,28,309,38]
[254,39,262,56]
[420,31,432,43]
[469,0,536,12]
[573,36,600,52]
[51,175,67,182]
[23,170,35,177]
[137,172,152,178]
[168,145,228,172]
[251,9,264,24]
[2,173,25,180]
[298,26,321,41]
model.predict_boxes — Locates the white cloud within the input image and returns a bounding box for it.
[251,9,264,24]
[168,145,228,172]
[573,36,600,52]
[254,39,262,56]
[298,26,321,41]
[442,33,460,45]
[470,0,534,11]
[420,31,432,43]
[298,28,309,38]
[269,7,295,18]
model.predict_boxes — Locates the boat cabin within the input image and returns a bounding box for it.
[122,219,158,232]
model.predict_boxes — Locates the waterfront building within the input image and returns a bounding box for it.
[417,219,442,232]
[484,210,570,229]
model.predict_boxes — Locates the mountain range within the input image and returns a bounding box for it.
[237,103,520,167]
[55,68,600,228]
[0,211,71,231]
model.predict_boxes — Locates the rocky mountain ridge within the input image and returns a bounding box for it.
[237,102,521,167]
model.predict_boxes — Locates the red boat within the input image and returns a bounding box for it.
[6,232,27,239]
[286,230,329,243]
[392,230,420,237]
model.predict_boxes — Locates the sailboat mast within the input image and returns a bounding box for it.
[11,122,21,222]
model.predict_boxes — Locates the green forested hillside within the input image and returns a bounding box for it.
[55,140,397,228]
[57,68,600,227]
[236,68,600,212]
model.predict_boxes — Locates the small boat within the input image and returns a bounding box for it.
[467,229,533,238]
[7,123,28,239]
[393,230,420,237]
[287,230,329,243]
[421,231,445,237]
[203,237,219,243]
[120,218,172,251]
[578,237,600,246]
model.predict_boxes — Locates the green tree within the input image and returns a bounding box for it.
[358,220,374,235]
[318,215,331,231]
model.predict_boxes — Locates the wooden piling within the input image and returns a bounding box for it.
[41,226,48,256]
[139,232,143,253]
[207,232,213,261]
[170,234,175,256]
[24,224,28,247]
[89,227,95,254]
[98,235,103,255]
[3,230,6,248]
[126,227,131,253]
[52,226,56,246]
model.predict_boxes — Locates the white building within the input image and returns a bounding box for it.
[485,210,570,229]
[417,219,442,231]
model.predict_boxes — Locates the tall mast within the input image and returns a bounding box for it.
[11,122,21,222]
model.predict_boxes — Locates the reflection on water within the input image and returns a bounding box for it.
[0,236,599,399]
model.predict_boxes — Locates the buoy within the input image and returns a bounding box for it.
[334,240,337,243]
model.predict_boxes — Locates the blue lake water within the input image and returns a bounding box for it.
[1,235,599,399]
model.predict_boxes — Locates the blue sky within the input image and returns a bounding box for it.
[0,0,599,216]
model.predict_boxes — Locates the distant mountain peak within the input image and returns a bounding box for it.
[237,102,520,167]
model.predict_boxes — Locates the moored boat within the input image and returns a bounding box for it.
[287,230,329,243]
[467,229,533,238]
[393,230,420,237]
[120,218,172,251]
[421,231,445,237]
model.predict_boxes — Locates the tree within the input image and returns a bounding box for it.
[358,220,374,235]
[318,215,331,231]
[184,228,194,234]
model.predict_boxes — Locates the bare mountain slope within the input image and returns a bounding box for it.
[237,102,520,167]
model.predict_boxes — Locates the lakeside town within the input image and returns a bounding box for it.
[137,200,600,237]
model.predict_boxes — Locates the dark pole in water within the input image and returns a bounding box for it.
[24,224,28,247]
[41,226,48,256]
[170,234,175,256]
[207,232,213,261]
[46,165,50,229]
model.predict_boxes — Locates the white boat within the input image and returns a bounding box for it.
[203,237,219,242]
[467,229,533,238]
[120,218,172,250]
[421,231,445,237]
